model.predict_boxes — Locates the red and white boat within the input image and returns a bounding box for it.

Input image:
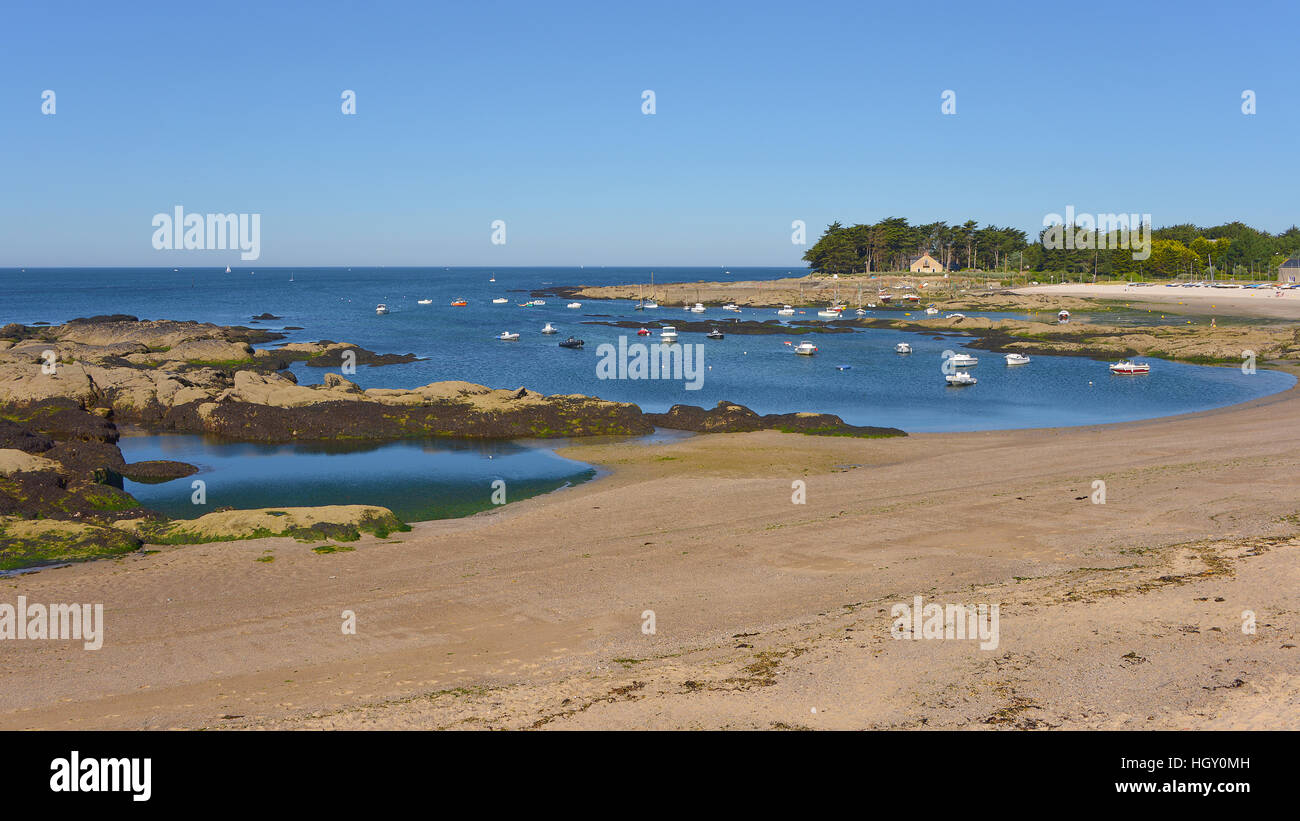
[636,327,651,336]
[1109,360,1150,374]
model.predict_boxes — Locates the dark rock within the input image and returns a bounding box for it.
[119,460,199,483]
[251,313,283,320]
[646,400,905,438]
[0,420,55,454]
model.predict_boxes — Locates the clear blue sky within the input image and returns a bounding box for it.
[3,0,1297,267]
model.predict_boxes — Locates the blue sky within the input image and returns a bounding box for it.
[2,0,1297,266]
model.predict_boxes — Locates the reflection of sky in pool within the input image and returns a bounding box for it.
[119,434,596,522]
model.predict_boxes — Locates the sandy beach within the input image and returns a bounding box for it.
[3,356,1298,730]
[1017,283,1300,320]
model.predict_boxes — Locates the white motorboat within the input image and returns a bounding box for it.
[793,341,818,355]
[855,308,867,315]
[532,300,547,306]
[895,342,912,354]
[777,305,795,316]
[817,307,842,318]
[375,304,389,315]
[948,353,979,367]
[567,302,582,309]
[541,323,557,334]
[1005,353,1031,366]
[925,307,940,315]
[867,303,877,308]
[722,303,740,312]
[492,297,508,304]
[1109,360,1150,374]
[690,303,706,313]
[945,313,966,320]
[946,371,977,386]
[417,299,433,305]
[660,325,678,343]
[497,331,520,341]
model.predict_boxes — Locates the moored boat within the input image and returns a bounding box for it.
[660,325,678,343]
[559,336,584,349]
[793,341,818,355]
[706,328,724,340]
[1005,353,1031,365]
[895,342,912,354]
[946,371,977,386]
[375,303,389,315]
[948,352,979,367]
[1109,360,1150,374]
[541,322,558,334]
[451,299,467,306]
[497,331,520,341]
[417,299,433,305]
[777,305,795,316]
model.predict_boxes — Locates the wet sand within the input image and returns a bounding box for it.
[2,364,1298,730]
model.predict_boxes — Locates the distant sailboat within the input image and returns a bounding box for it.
[225,265,231,273]
[289,272,294,283]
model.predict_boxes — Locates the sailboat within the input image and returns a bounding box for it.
[289,272,294,283]
[225,265,231,273]
[642,272,659,309]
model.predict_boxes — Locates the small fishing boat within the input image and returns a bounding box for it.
[1058,309,1071,323]
[375,304,389,315]
[722,303,740,312]
[1005,353,1031,366]
[793,341,818,356]
[1109,360,1150,374]
[879,293,893,304]
[945,313,966,320]
[636,327,651,336]
[904,294,920,303]
[925,306,940,315]
[532,300,547,306]
[946,371,977,386]
[417,299,433,305]
[855,308,867,315]
[660,325,678,343]
[559,336,584,349]
[451,299,468,306]
[836,364,852,370]
[706,328,724,340]
[690,303,706,313]
[492,297,508,304]
[541,323,558,334]
[895,342,912,354]
[567,302,582,309]
[817,307,842,318]
[497,331,520,341]
[777,305,795,316]
[948,353,979,367]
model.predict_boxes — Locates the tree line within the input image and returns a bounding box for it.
[804,217,1300,279]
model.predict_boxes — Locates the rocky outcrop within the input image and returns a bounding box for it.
[646,401,906,438]
[120,505,409,544]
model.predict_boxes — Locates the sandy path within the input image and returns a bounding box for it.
[1017,283,1300,320]
[2,372,1298,730]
